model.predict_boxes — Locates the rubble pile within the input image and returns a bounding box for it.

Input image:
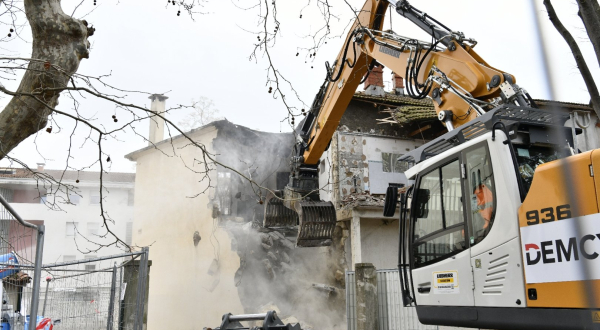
[340,192,386,208]
[226,220,347,330]
[258,229,296,280]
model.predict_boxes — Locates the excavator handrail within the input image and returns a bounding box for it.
[399,105,571,165]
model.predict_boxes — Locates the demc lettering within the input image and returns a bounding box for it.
[541,241,555,264]
[526,234,600,265]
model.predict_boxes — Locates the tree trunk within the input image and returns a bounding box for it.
[544,0,600,118]
[577,0,600,68]
[0,0,93,160]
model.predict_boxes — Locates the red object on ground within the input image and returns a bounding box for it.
[36,318,53,330]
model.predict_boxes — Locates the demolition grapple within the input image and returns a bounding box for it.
[263,156,337,247]
[211,311,301,330]
[264,191,336,247]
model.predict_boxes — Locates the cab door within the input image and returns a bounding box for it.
[410,158,475,307]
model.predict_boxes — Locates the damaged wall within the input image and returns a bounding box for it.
[127,123,246,329]
[211,122,347,329]
[128,120,348,330]
[319,131,426,205]
[317,95,431,273]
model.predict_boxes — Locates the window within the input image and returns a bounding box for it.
[464,145,496,245]
[514,145,564,194]
[90,195,100,204]
[127,190,134,206]
[125,222,133,245]
[84,255,96,271]
[63,255,76,263]
[40,194,47,204]
[413,159,466,268]
[382,152,410,173]
[65,222,79,237]
[87,222,100,236]
[69,193,80,205]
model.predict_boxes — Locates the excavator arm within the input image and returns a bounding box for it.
[265,0,536,247]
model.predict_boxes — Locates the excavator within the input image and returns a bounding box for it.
[260,0,600,329]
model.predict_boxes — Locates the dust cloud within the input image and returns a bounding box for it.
[210,121,347,329]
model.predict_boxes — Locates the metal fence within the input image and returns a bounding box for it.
[0,193,150,330]
[346,269,438,330]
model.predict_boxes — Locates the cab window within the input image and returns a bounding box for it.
[464,145,496,245]
[412,159,466,268]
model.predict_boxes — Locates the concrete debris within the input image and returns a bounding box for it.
[279,237,296,250]
[280,251,291,264]
[341,191,385,208]
[207,258,219,276]
[268,231,286,241]
[258,302,280,314]
[279,262,294,273]
[281,316,299,325]
[261,233,274,250]
[282,316,313,330]
[262,259,276,280]
[267,251,278,261]
[311,283,337,294]
[242,221,253,233]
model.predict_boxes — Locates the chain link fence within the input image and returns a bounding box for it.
[0,193,150,330]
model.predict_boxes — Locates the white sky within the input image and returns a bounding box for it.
[0,0,598,173]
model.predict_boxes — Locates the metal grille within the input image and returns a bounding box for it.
[346,269,440,330]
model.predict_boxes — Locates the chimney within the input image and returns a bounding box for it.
[363,65,385,97]
[148,94,169,146]
[36,163,45,172]
[392,72,404,96]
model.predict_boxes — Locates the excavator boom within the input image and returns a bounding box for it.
[265,0,534,247]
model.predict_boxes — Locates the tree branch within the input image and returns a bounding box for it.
[544,0,600,117]
[577,0,600,68]
[0,0,93,160]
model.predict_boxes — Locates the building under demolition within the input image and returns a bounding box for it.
[125,68,600,330]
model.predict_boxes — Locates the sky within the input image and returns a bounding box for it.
[0,0,598,173]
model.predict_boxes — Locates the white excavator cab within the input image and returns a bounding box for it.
[395,106,599,329]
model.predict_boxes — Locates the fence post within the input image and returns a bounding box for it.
[28,225,45,330]
[107,263,118,330]
[41,277,51,316]
[118,265,124,330]
[134,247,149,330]
[355,263,378,330]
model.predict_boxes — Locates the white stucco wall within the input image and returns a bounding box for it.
[359,218,399,270]
[129,125,244,330]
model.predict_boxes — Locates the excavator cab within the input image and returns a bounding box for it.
[392,105,600,329]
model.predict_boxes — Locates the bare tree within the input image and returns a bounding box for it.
[0,0,292,253]
[178,97,223,132]
[543,0,600,117]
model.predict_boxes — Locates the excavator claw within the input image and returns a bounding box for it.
[264,191,336,247]
[264,191,298,228]
[295,201,336,247]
